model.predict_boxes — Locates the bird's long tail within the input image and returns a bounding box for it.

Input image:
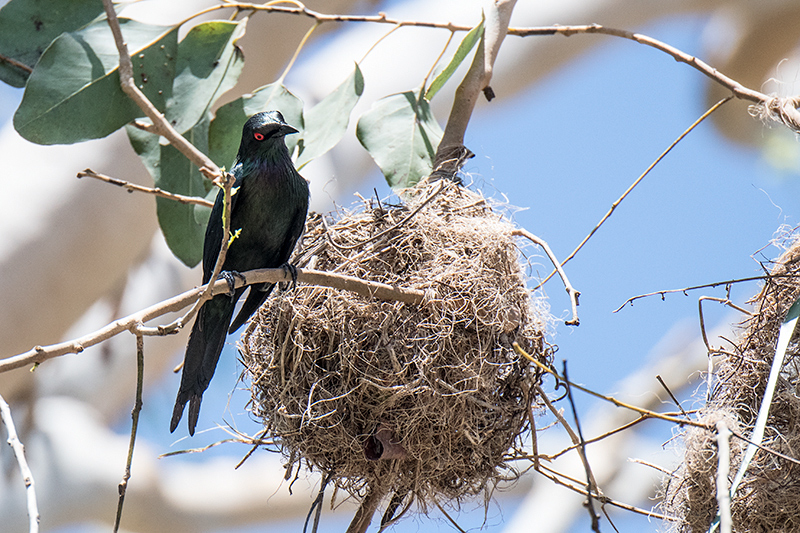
[170,293,238,435]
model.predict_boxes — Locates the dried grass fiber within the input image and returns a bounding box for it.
[662,240,800,532]
[239,179,551,508]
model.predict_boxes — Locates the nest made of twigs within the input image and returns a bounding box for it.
[239,178,552,511]
[661,238,800,532]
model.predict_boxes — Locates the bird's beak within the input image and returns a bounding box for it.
[280,124,299,136]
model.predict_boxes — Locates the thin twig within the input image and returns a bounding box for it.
[183,171,236,330]
[303,470,333,533]
[114,332,145,532]
[421,30,456,93]
[531,409,698,461]
[433,499,467,533]
[698,295,752,352]
[0,52,33,74]
[729,429,800,467]
[534,383,601,492]
[515,343,708,429]
[0,394,39,533]
[562,361,601,532]
[535,463,675,521]
[545,415,647,461]
[325,180,446,252]
[614,274,791,312]
[537,96,732,288]
[101,0,220,179]
[0,267,427,374]
[655,374,688,418]
[513,228,580,325]
[181,6,800,125]
[77,169,214,207]
[522,25,764,104]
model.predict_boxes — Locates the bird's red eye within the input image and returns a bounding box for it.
[254,132,265,141]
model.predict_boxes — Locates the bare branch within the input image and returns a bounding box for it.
[536,96,732,288]
[535,382,602,494]
[613,273,792,312]
[513,228,580,325]
[433,0,517,175]
[199,5,798,127]
[0,52,33,74]
[0,267,427,374]
[534,463,675,521]
[0,394,39,533]
[78,169,214,207]
[100,0,220,179]
[514,343,708,429]
[113,333,145,533]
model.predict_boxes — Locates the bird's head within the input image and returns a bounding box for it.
[237,111,299,159]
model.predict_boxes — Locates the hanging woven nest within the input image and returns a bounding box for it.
[239,178,553,512]
[661,239,800,532]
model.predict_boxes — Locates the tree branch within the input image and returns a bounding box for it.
[100,0,220,180]
[513,228,580,325]
[513,342,709,429]
[0,268,427,374]
[433,0,517,175]
[0,393,39,533]
[200,5,799,130]
[77,169,214,207]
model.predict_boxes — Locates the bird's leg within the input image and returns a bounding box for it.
[220,270,246,300]
[280,263,298,290]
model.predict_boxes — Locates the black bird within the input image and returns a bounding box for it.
[171,111,309,435]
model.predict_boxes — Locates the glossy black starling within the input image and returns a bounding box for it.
[171,111,309,435]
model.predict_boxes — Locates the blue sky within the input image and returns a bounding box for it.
[3,8,799,533]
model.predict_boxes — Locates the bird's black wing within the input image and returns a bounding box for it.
[227,196,308,334]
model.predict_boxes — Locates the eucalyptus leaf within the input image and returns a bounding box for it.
[126,117,212,267]
[0,0,104,87]
[295,63,364,169]
[208,83,304,168]
[356,89,443,189]
[167,20,246,134]
[14,18,177,145]
[425,14,484,101]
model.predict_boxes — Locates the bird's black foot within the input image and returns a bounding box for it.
[220,270,246,299]
[280,263,298,290]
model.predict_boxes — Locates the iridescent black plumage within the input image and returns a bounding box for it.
[171,111,309,435]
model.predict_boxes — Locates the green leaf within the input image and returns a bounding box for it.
[425,14,484,101]
[208,83,304,168]
[167,20,246,134]
[14,18,177,145]
[126,117,212,267]
[295,63,364,169]
[0,0,104,87]
[356,89,443,189]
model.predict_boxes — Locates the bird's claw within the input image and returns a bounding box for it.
[281,263,298,290]
[220,270,246,300]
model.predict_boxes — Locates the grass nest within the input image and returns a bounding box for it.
[239,178,552,514]
[661,239,800,532]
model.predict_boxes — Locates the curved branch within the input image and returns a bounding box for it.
[101,0,220,179]
[0,394,39,533]
[0,268,427,374]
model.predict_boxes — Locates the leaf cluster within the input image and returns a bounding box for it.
[0,0,484,266]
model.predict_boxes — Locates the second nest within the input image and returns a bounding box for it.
[240,179,551,508]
